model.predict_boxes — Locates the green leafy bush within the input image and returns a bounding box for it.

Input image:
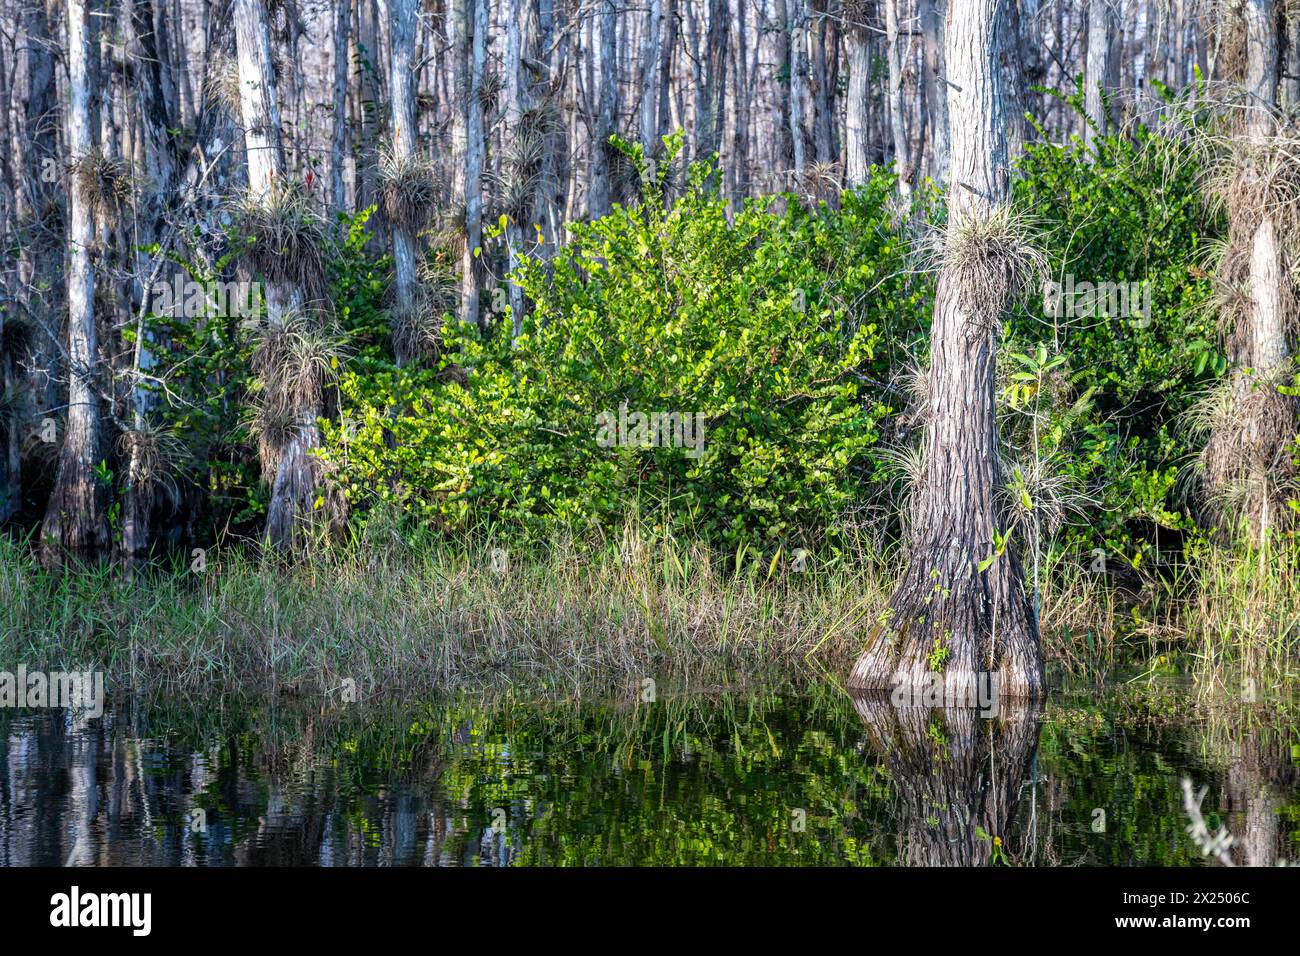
[1011,113,1221,568]
[324,151,916,548]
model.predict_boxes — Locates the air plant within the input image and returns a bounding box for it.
[202,48,244,115]
[115,423,188,511]
[478,69,503,112]
[235,183,330,309]
[390,287,446,367]
[1193,367,1299,529]
[377,146,441,233]
[249,401,300,484]
[248,310,347,481]
[874,439,928,545]
[1202,129,1300,244]
[250,312,346,422]
[924,207,1048,327]
[490,98,560,218]
[996,451,1094,543]
[1186,91,1300,543]
[796,161,844,208]
[73,148,131,229]
[417,252,461,311]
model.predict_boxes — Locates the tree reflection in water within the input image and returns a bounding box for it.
[1,688,1297,866]
[852,693,1042,866]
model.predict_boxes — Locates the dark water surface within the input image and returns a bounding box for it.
[1,685,1296,866]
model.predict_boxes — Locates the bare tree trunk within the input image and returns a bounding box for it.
[0,60,17,528]
[15,0,61,507]
[153,0,180,139]
[533,0,563,250]
[447,0,467,206]
[774,0,794,173]
[0,24,17,522]
[1284,6,1300,110]
[234,0,327,552]
[331,0,353,214]
[659,0,679,175]
[703,0,731,173]
[461,0,487,327]
[686,2,705,166]
[920,0,949,183]
[730,0,750,202]
[120,0,180,569]
[387,0,422,363]
[811,0,835,165]
[506,0,526,330]
[1,344,18,522]
[1000,0,1029,161]
[640,0,663,157]
[845,9,873,187]
[1171,0,1188,91]
[790,0,809,175]
[1084,0,1116,145]
[42,0,109,563]
[588,0,617,217]
[885,0,910,195]
[1015,0,1045,151]
[235,0,286,199]
[353,0,380,215]
[849,0,1043,701]
[1238,0,1289,541]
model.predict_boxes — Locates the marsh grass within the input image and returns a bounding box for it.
[2,521,1293,701]
[1187,536,1300,700]
[0,525,893,700]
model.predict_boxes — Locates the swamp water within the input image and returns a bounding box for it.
[1,684,1295,866]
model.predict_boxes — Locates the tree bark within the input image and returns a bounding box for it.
[588,0,617,218]
[1084,0,1116,146]
[42,0,109,564]
[920,0,950,184]
[639,0,664,158]
[506,0,526,336]
[234,0,327,552]
[885,0,910,196]
[1236,0,1290,542]
[388,0,421,362]
[845,11,873,188]
[331,0,353,214]
[790,0,809,175]
[1284,6,1300,110]
[702,0,731,173]
[773,0,794,172]
[460,0,487,327]
[119,0,180,569]
[849,0,1043,702]
[15,0,61,513]
[0,19,17,522]
[659,0,679,174]
[730,0,751,202]
[811,0,836,166]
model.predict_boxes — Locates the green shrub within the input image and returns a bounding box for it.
[1011,113,1221,569]
[324,148,916,548]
